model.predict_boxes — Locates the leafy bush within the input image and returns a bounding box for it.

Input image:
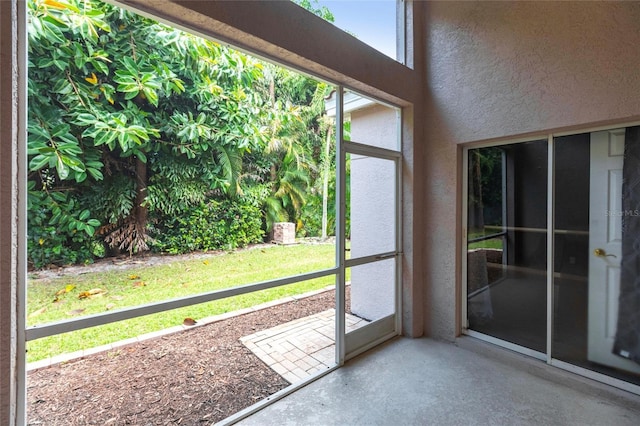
[28,224,97,269]
[28,188,102,269]
[150,199,265,254]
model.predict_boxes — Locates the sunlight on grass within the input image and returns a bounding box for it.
[468,237,503,250]
[27,243,339,362]
[467,230,503,250]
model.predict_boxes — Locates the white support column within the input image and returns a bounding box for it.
[335,87,346,366]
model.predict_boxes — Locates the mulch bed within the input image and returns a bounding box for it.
[27,289,340,425]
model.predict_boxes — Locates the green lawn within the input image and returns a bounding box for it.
[467,230,504,250]
[27,243,338,362]
[468,237,503,250]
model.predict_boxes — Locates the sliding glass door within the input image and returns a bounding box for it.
[552,129,640,386]
[464,128,640,392]
[465,140,548,356]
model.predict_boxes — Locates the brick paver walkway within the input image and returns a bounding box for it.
[240,309,368,384]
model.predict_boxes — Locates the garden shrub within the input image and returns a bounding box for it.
[28,192,102,269]
[151,199,265,254]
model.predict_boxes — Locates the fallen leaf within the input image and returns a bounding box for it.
[128,274,140,280]
[202,260,209,265]
[29,307,47,318]
[183,318,197,326]
[66,308,85,316]
[132,281,146,287]
[78,288,106,299]
[110,296,124,301]
[105,303,116,310]
[54,283,75,297]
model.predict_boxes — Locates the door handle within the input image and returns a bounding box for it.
[594,248,617,258]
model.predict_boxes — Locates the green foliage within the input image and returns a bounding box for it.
[82,175,136,224]
[294,0,335,22]
[247,65,333,233]
[27,184,101,268]
[27,0,337,267]
[468,147,503,230]
[151,199,265,254]
[27,0,268,261]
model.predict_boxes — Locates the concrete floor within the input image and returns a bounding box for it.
[236,337,640,426]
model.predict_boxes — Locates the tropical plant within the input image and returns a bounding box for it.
[27,0,266,263]
[249,64,334,233]
[26,0,338,267]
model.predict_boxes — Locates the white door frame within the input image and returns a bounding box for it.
[334,86,403,362]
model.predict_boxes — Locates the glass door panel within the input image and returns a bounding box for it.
[553,129,640,387]
[466,141,548,353]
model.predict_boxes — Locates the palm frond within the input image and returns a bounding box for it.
[215,145,243,196]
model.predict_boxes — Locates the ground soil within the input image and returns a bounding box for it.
[27,285,341,425]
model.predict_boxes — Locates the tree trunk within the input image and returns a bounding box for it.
[133,156,149,254]
[321,124,332,239]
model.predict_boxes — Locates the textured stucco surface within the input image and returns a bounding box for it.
[427,1,640,144]
[423,1,640,340]
[0,1,19,424]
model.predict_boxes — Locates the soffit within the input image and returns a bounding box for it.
[116,0,418,107]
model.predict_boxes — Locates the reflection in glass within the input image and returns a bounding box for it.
[467,141,547,353]
[553,131,640,386]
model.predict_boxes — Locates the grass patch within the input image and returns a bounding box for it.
[468,230,503,250]
[468,237,503,250]
[27,243,338,362]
